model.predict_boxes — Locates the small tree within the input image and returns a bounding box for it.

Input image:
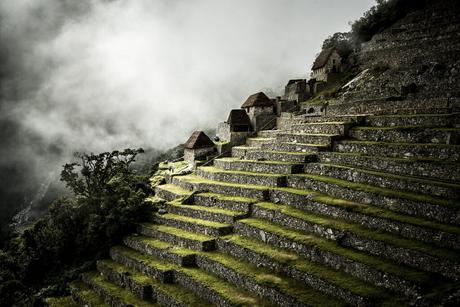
[322,32,353,59]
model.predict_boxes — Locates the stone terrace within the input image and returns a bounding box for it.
[67,97,460,306]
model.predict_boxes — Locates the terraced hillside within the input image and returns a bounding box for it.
[58,2,460,306]
[64,100,460,306]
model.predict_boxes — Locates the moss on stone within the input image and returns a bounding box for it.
[196,192,256,203]
[217,157,299,165]
[339,139,460,148]
[195,251,342,307]
[111,246,175,272]
[254,202,460,262]
[130,236,173,250]
[199,166,284,178]
[240,218,432,284]
[167,201,246,216]
[159,213,231,229]
[156,184,191,196]
[318,163,460,189]
[178,267,268,306]
[141,223,214,242]
[86,272,156,307]
[314,195,460,235]
[296,173,459,209]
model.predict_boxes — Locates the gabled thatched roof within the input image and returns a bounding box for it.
[241,92,273,108]
[312,47,339,70]
[227,109,251,126]
[184,131,214,149]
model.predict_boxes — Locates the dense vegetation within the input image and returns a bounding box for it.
[0,149,153,306]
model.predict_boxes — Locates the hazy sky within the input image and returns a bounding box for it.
[0,0,375,221]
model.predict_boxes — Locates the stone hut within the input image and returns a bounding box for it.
[311,48,342,82]
[283,79,310,102]
[216,109,251,146]
[183,131,215,163]
[241,92,276,131]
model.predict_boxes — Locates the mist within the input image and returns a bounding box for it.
[0,0,374,225]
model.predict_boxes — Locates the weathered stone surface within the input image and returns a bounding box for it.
[196,167,287,187]
[287,174,460,225]
[305,163,460,199]
[214,158,304,174]
[318,151,460,182]
[289,122,352,135]
[350,126,460,144]
[334,140,460,162]
[276,133,338,146]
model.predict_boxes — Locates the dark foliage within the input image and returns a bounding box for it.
[350,0,429,46]
[322,32,353,59]
[0,148,152,306]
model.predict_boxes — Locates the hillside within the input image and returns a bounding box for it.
[47,1,460,306]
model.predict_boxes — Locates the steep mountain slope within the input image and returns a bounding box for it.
[57,2,460,306]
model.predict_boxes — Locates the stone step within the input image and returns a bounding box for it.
[276,133,340,145]
[305,163,460,200]
[256,130,281,138]
[137,223,216,251]
[175,267,268,306]
[155,184,191,202]
[364,113,460,127]
[349,126,460,144]
[234,218,437,299]
[123,235,197,267]
[287,174,460,225]
[97,259,209,307]
[334,140,460,161]
[69,281,106,307]
[214,157,304,174]
[153,213,233,237]
[164,200,248,224]
[252,202,460,280]
[82,271,155,307]
[171,175,270,200]
[171,175,460,250]
[261,141,329,153]
[217,234,399,306]
[108,242,266,306]
[289,122,352,135]
[232,146,317,163]
[197,166,287,187]
[318,152,460,182]
[245,137,275,147]
[110,246,175,283]
[193,192,254,212]
[193,250,342,307]
[302,115,367,124]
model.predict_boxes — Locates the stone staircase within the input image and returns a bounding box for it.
[67,101,460,306]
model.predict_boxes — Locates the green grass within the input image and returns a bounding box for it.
[111,246,175,272]
[296,173,459,209]
[178,267,268,306]
[318,163,460,189]
[196,251,342,307]
[199,166,284,177]
[196,192,256,203]
[84,272,156,307]
[314,195,460,235]
[254,202,460,262]
[351,125,460,132]
[159,213,231,229]
[216,157,299,165]
[141,223,214,242]
[339,139,460,148]
[324,151,460,166]
[221,234,393,300]
[167,201,246,216]
[239,218,432,284]
[155,184,191,196]
[128,235,173,250]
[99,259,209,306]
